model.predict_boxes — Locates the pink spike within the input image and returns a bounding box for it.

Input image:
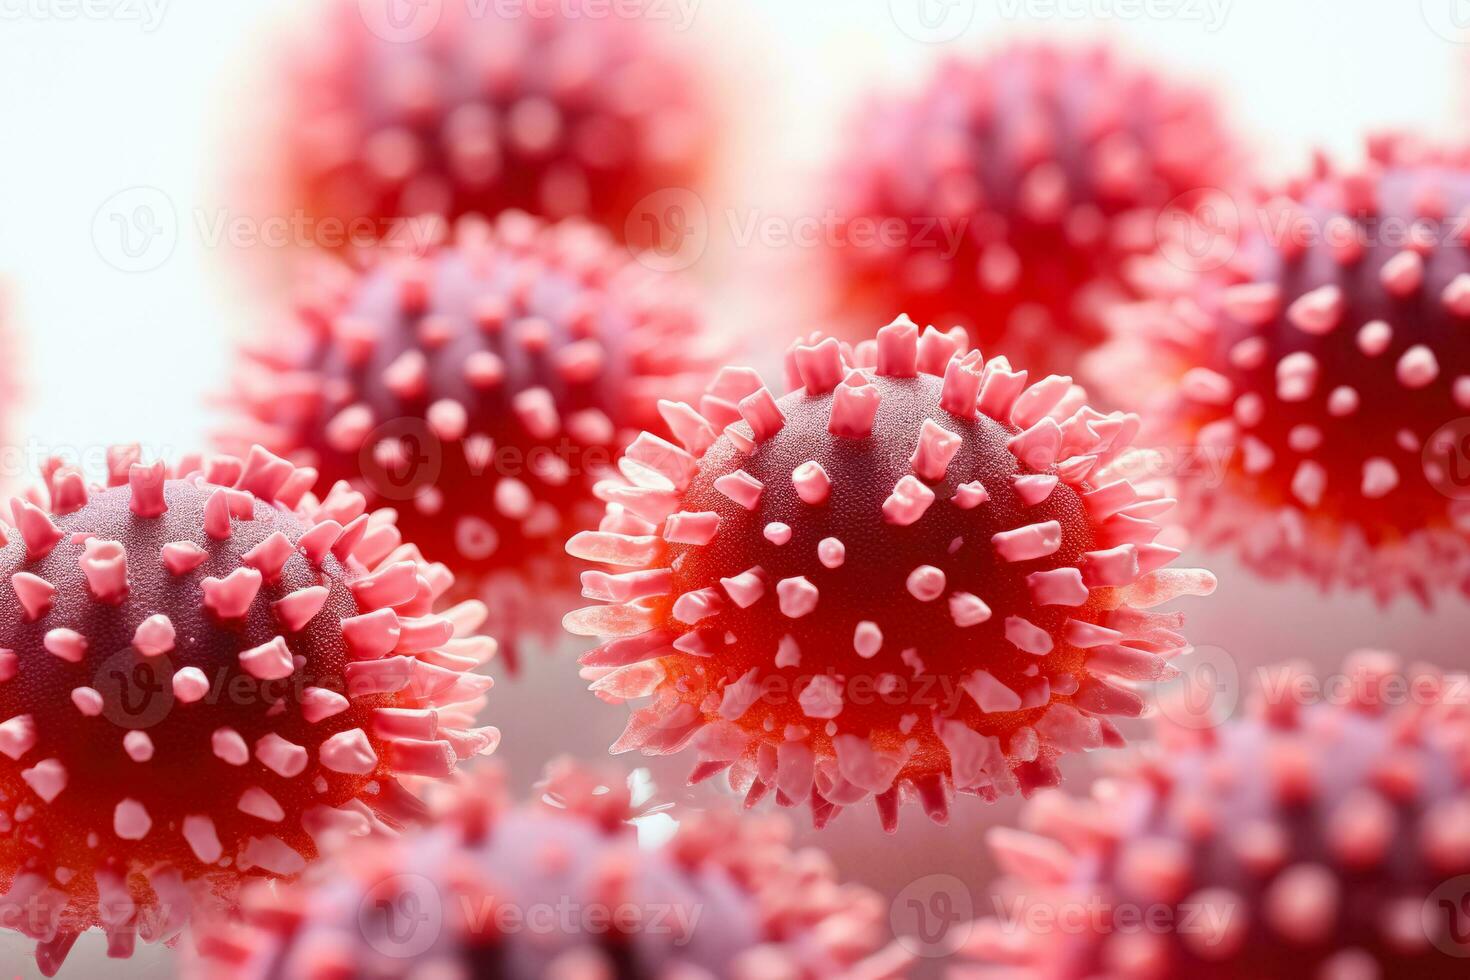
[202,567,263,619]
[791,461,831,504]
[713,470,763,510]
[1285,285,1343,334]
[70,688,103,717]
[0,715,37,759]
[875,316,919,377]
[43,629,87,663]
[882,475,936,526]
[664,511,720,545]
[906,565,947,601]
[182,816,222,864]
[301,687,350,723]
[203,489,234,539]
[828,375,881,438]
[1395,344,1438,389]
[1027,568,1089,606]
[274,586,329,632]
[719,568,767,608]
[342,608,402,660]
[776,577,819,618]
[12,499,62,560]
[911,419,962,481]
[21,759,67,803]
[792,338,846,394]
[123,731,154,762]
[953,481,989,509]
[298,520,343,566]
[172,667,209,703]
[993,521,1063,562]
[132,614,175,656]
[113,800,152,840]
[949,592,992,627]
[818,537,845,568]
[737,387,784,442]
[239,637,295,681]
[211,727,249,766]
[161,540,208,575]
[79,538,129,603]
[242,532,295,580]
[1005,616,1053,654]
[12,572,56,621]
[320,728,379,775]
[350,561,419,611]
[940,351,983,418]
[128,461,167,517]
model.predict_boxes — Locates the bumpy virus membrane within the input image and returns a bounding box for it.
[274,0,710,246]
[825,42,1239,378]
[192,758,913,979]
[954,651,1470,979]
[565,317,1215,831]
[1097,136,1470,604]
[226,211,716,669]
[0,446,498,974]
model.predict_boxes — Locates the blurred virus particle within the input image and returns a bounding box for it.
[825,42,1240,378]
[0,445,498,975]
[564,317,1215,831]
[193,758,912,979]
[1097,137,1470,603]
[954,651,1470,978]
[272,0,711,248]
[225,212,717,669]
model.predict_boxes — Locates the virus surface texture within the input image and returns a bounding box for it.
[826,43,1239,377]
[955,652,1470,979]
[1097,137,1470,603]
[274,0,710,246]
[564,317,1216,831]
[194,759,912,979]
[0,446,497,974]
[227,212,715,667]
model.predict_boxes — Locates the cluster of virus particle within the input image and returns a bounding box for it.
[1096,136,1470,604]
[274,0,711,247]
[225,211,717,669]
[824,42,1239,378]
[192,758,912,979]
[954,651,1470,978]
[564,316,1216,831]
[0,446,498,975]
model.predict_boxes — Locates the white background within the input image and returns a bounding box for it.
[2,0,1470,975]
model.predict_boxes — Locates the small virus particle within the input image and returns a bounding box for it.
[270,0,711,247]
[955,652,1470,978]
[0,446,498,975]
[226,212,716,668]
[193,759,913,979]
[824,42,1240,378]
[564,316,1215,830]
[1097,136,1470,603]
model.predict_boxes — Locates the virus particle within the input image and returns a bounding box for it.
[564,317,1215,831]
[955,652,1470,978]
[0,445,498,975]
[225,211,716,669]
[1096,136,1470,603]
[824,42,1240,378]
[270,0,711,248]
[193,758,912,979]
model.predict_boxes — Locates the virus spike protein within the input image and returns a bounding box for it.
[565,316,1215,831]
[954,652,1470,978]
[0,446,498,975]
[192,759,914,979]
[226,211,717,668]
[1097,136,1470,603]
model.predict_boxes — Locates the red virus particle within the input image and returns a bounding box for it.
[563,317,1215,830]
[272,0,711,247]
[194,759,912,979]
[824,42,1240,378]
[955,652,1470,978]
[0,445,498,975]
[226,212,715,668]
[1096,137,1470,602]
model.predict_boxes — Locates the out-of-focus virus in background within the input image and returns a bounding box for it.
[1097,136,1470,605]
[193,758,912,979]
[954,651,1470,978]
[264,0,713,252]
[565,317,1215,831]
[823,43,1242,380]
[223,212,719,671]
[0,446,496,975]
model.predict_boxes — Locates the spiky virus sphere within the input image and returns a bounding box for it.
[0,446,498,975]
[228,212,714,667]
[193,759,911,979]
[1097,137,1470,603]
[564,317,1216,831]
[272,0,710,246]
[825,43,1239,377]
[955,652,1470,979]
